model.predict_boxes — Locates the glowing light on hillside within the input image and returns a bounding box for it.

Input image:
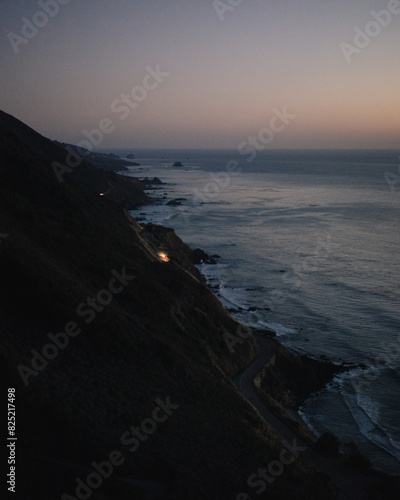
[158,252,170,263]
[100,187,115,197]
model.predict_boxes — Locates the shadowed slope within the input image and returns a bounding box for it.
[0,110,337,499]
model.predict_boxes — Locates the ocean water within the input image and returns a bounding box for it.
[105,148,400,475]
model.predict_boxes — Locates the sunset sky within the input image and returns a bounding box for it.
[1,0,399,149]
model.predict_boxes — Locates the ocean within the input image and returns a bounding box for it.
[104,148,400,475]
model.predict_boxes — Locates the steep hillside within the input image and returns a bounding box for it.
[0,110,335,499]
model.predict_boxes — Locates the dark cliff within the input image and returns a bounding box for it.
[0,110,337,499]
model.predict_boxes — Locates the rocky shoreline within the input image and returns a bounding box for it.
[113,164,348,402]
[115,164,347,396]
[3,109,400,498]
[118,161,394,475]
[86,153,370,433]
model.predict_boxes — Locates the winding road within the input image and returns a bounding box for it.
[234,335,374,500]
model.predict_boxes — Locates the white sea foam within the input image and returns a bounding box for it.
[218,284,250,310]
[196,262,230,281]
[297,408,321,438]
[343,392,400,462]
[259,322,297,337]
[331,365,370,388]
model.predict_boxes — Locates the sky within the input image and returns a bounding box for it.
[0,0,399,149]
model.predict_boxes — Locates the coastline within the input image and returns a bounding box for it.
[117,162,347,403]
[117,160,400,486]
[2,111,399,499]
